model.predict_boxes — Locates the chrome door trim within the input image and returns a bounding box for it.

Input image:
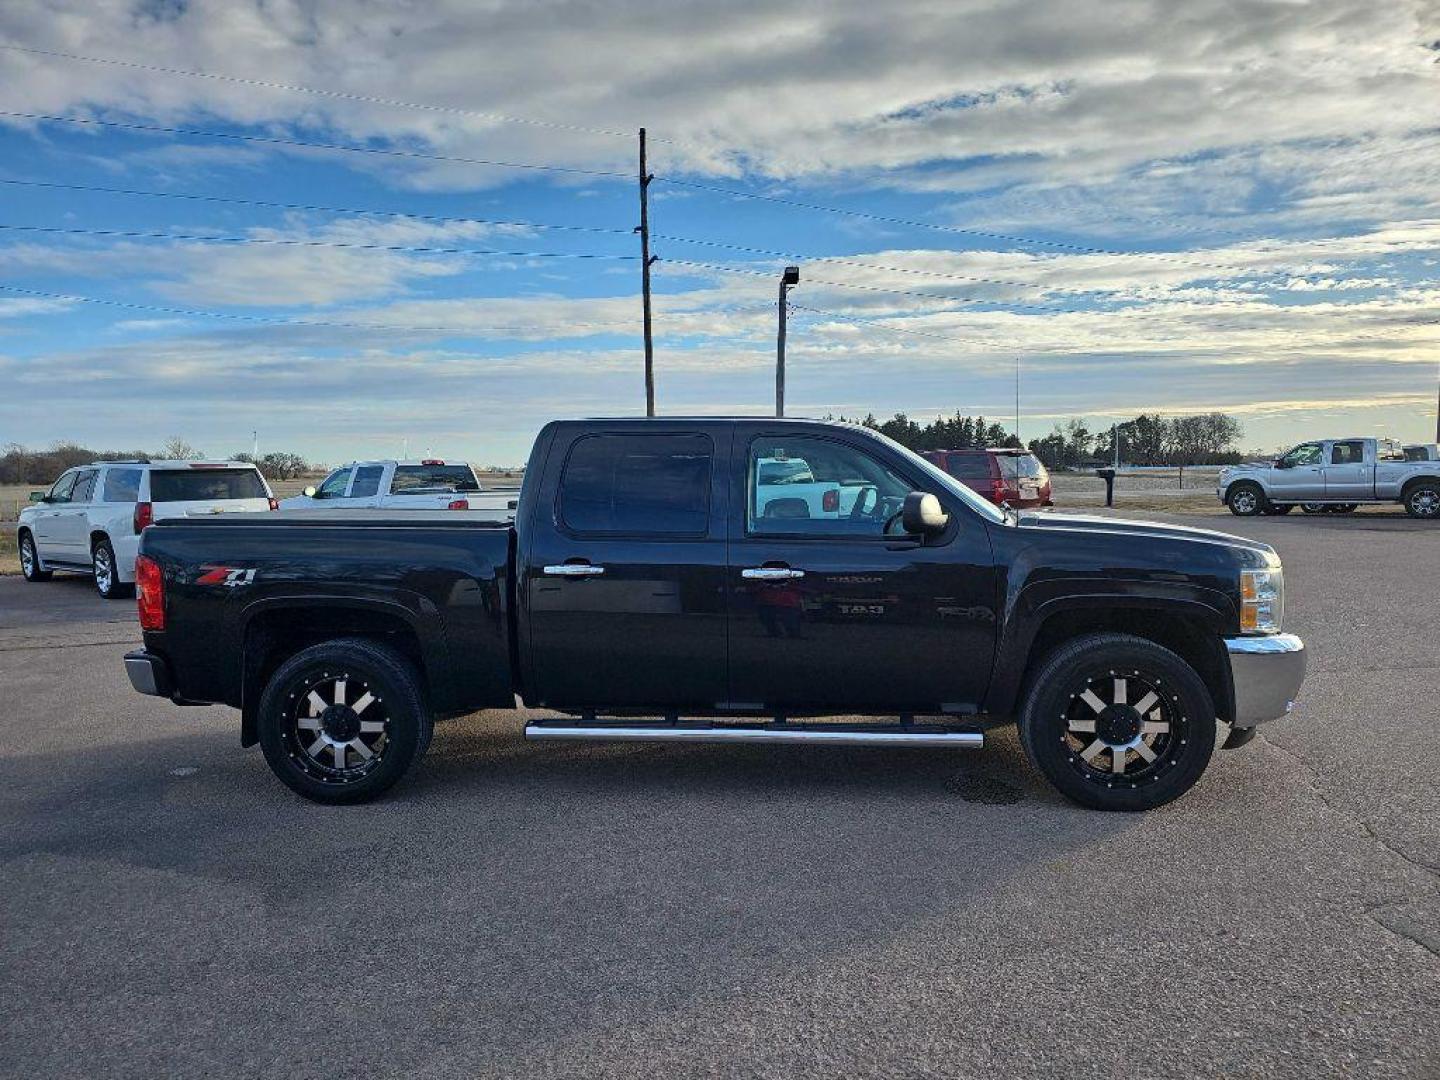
[543,563,605,577]
[741,567,805,580]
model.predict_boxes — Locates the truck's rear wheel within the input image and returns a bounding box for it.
[1018,633,1217,811]
[1226,483,1264,516]
[257,638,432,804]
[1403,483,1440,519]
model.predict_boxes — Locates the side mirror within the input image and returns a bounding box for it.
[901,491,949,535]
[1274,459,1289,469]
[29,491,45,503]
[303,486,317,498]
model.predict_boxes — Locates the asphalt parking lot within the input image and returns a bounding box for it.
[2,511,1437,1079]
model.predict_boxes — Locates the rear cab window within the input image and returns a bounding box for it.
[392,464,480,493]
[148,468,269,502]
[559,434,712,536]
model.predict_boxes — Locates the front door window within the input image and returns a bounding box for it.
[747,436,911,538]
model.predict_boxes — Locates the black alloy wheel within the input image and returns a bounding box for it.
[1019,633,1217,810]
[257,638,433,804]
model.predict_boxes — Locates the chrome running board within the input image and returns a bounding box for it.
[524,721,983,748]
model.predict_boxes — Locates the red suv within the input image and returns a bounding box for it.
[923,448,1054,508]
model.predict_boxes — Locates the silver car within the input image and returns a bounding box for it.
[1218,437,1440,519]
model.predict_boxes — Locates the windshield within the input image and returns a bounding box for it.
[857,427,1008,524]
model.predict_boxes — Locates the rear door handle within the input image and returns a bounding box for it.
[742,567,805,580]
[543,563,605,577]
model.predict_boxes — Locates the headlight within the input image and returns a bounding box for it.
[1240,568,1284,634]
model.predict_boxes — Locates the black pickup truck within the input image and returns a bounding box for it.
[125,417,1307,810]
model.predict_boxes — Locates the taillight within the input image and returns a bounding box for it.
[268,497,278,511]
[136,555,165,631]
[447,498,470,510]
[821,489,839,513]
[991,479,1007,502]
[133,501,153,534]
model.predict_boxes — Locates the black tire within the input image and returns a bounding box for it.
[1325,504,1358,514]
[91,537,133,599]
[1018,632,1217,811]
[1403,482,1440,519]
[1226,482,1265,516]
[18,530,52,582]
[257,637,433,804]
[1261,503,1294,515]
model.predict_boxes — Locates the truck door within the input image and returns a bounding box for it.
[725,427,997,714]
[32,469,78,560]
[1322,439,1371,500]
[1272,442,1325,500]
[521,427,730,710]
[54,468,99,558]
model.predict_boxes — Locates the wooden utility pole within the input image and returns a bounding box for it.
[638,128,655,416]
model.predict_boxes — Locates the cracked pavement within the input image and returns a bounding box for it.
[0,510,1436,1078]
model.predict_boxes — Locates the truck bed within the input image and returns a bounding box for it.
[138,511,517,721]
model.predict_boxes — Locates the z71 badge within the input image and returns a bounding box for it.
[196,567,258,588]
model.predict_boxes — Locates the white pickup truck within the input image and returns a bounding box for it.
[1218,437,1440,519]
[278,460,515,514]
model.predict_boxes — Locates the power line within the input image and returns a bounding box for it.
[0,42,638,140]
[654,231,1041,290]
[0,221,636,261]
[0,283,640,336]
[654,175,1257,274]
[0,177,634,235]
[0,109,631,179]
[661,257,1081,312]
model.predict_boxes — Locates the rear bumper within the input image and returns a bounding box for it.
[124,649,173,697]
[1224,634,1306,728]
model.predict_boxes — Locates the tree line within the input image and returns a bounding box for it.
[0,439,314,484]
[834,411,1245,469]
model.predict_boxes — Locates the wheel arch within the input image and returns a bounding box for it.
[239,602,428,748]
[1400,474,1440,496]
[988,600,1234,726]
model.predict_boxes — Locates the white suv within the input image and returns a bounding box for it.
[16,460,276,599]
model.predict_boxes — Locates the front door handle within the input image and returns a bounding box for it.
[742,567,805,580]
[543,563,605,577]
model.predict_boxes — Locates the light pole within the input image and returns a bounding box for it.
[776,266,800,417]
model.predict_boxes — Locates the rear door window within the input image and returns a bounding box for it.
[560,434,712,536]
[349,465,385,498]
[149,468,269,502]
[102,468,142,503]
[1330,440,1365,465]
[940,454,992,480]
[392,464,480,493]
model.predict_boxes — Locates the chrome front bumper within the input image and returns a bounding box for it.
[1224,633,1306,728]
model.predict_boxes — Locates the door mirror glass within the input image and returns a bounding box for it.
[29,491,45,503]
[303,486,317,498]
[902,491,949,535]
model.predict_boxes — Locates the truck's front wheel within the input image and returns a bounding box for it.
[1018,633,1217,811]
[1226,483,1265,516]
[257,638,433,804]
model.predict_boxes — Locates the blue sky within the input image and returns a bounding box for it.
[0,0,1437,465]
